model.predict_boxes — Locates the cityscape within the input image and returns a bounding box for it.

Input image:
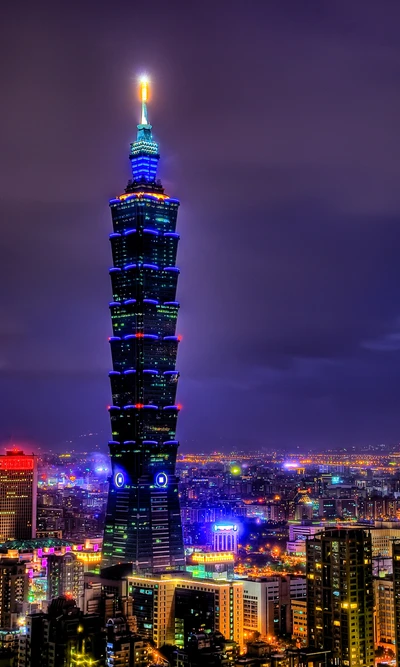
[1,2,400,667]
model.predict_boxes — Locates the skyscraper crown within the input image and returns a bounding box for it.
[129,76,160,184]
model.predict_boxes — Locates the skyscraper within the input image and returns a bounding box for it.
[46,552,84,609]
[0,449,37,541]
[0,558,27,629]
[102,78,185,573]
[306,527,374,667]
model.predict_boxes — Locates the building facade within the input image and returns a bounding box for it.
[243,576,307,640]
[291,598,307,646]
[127,574,243,649]
[374,576,395,650]
[20,598,105,667]
[212,524,238,554]
[0,559,27,629]
[306,527,374,667]
[102,79,184,573]
[0,450,37,541]
[46,553,84,610]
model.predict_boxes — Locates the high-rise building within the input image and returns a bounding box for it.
[20,598,105,667]
[243,576,306,640]
[126,574,243,649]
[102,77,184,574]
[46,553,84,610]
[392,540,400,665]
[19,611,46,667]
[0,558,27,629]
[0,450,37,541]
[291,598,307,646]
[374,576,395,650]
[306,527,374,667]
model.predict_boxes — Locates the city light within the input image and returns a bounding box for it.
[191,552,235,564]
[1,30,396,667]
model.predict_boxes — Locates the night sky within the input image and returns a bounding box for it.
[1,1,400,452]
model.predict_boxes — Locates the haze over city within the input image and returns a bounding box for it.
[1,1,400,451]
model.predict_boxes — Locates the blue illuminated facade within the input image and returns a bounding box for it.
[101,90,185,573]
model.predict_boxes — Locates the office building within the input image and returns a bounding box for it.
[212,523,238,554]
[127,573,243,649]
[102,78,184,573]
[0,559,27,629]
[46,552,84,610]
[105,617,152,667]
[287,523,325,556]
[243,576,306,639]
[306,527,374,667]
[19,597,105,667]
[18,612,46,667]
[370,526,400,557]
[0,450,37,541]
[374,576,395,650]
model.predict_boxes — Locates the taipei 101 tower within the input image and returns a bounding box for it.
[101,78,185,573]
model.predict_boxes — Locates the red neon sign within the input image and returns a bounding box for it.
[0,457,34,470]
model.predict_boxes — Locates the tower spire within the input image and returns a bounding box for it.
[139,75,149,125]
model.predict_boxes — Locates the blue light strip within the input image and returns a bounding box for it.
[109,267,121,273]
[123,299,136,305]
[143,263,159,270]
[163,405,180,410]
[109,301,121,307]
[108,406,121,411]
[143,440,158,445]
[124,263,137,270]
[108,371,121,376]
[143,228,159,235]
[163,267,180,272]
[123,369,136,374]
[163,336,179,341]
[109,233,121,239]
[143,369,159,374]
[163,370,179,375]
[164,232,180,238]
[108,440,120,445]
[124,229,137,236]
[143,299,159,304]
[163,440,179,445]
[123,440,136,444]
[144,405,158,409]
[164,301,180,306]
[109,337,121,342]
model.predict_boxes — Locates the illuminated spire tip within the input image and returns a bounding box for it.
[139,75,150,125]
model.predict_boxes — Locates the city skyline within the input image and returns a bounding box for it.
[1,1,400,451]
